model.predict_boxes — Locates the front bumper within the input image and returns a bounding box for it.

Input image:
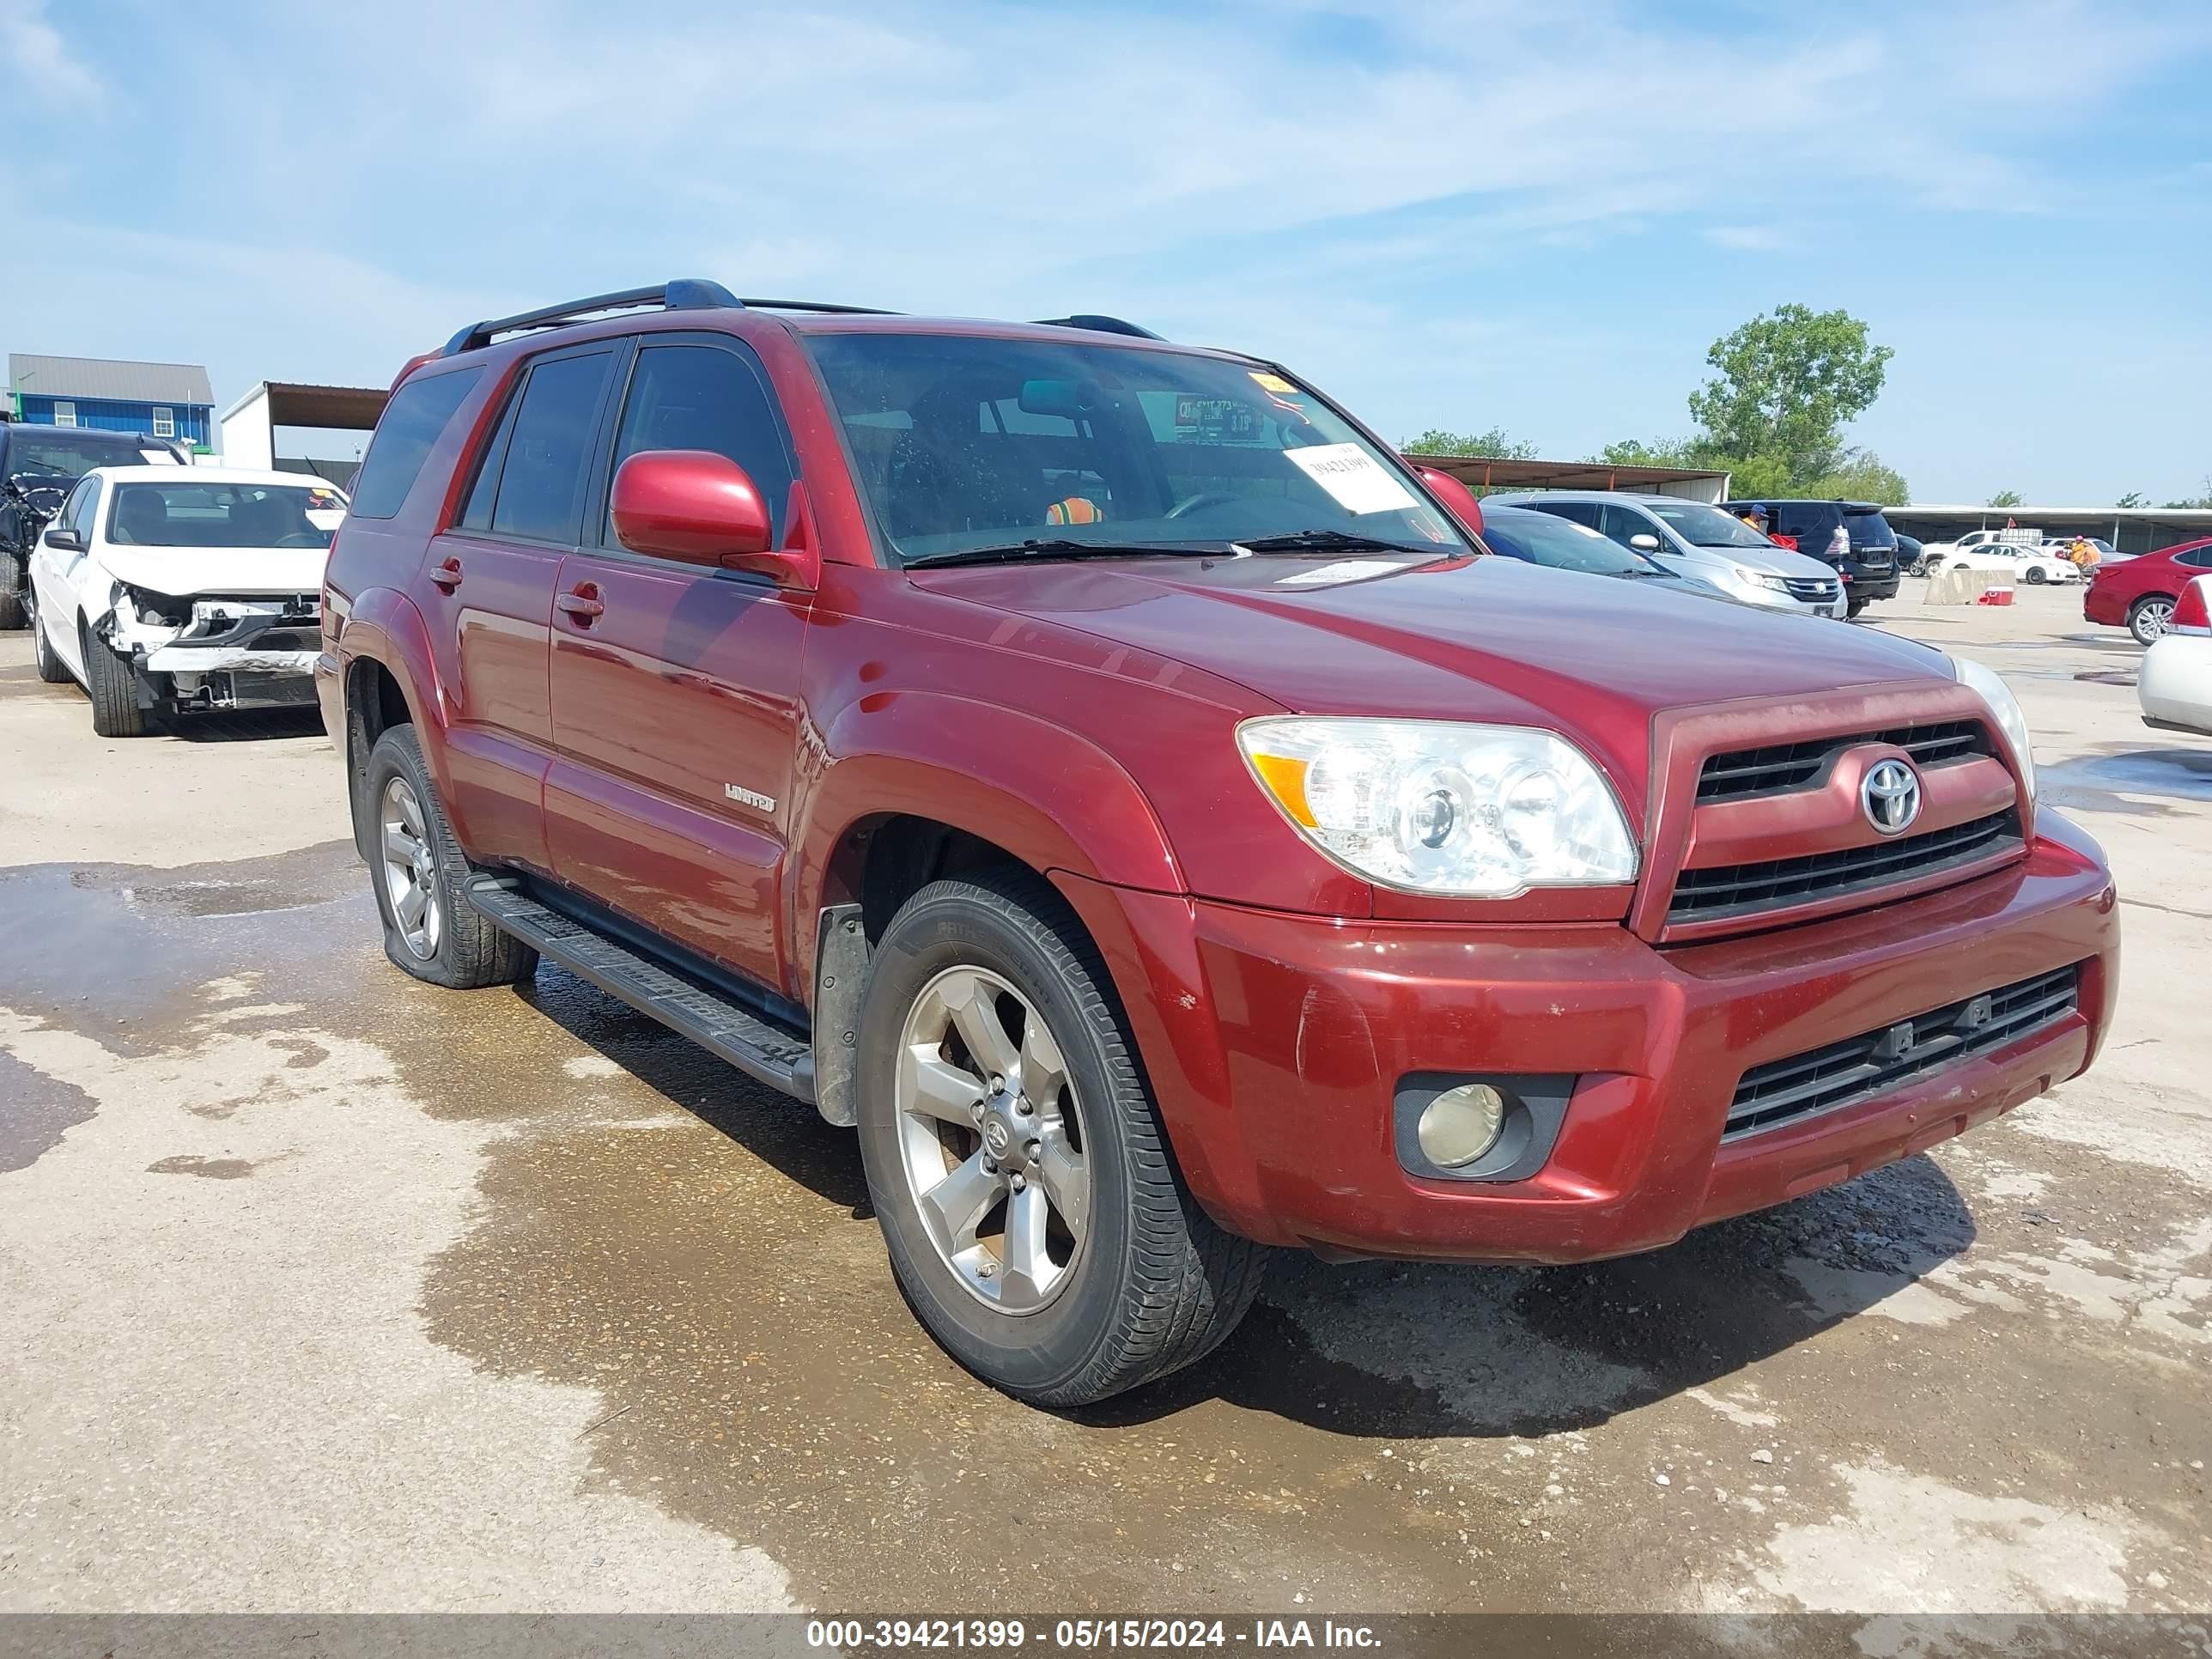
[1060,811,2117,1261]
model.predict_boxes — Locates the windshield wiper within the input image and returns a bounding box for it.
[1232,529,1439,556]
[903,538,1221,570]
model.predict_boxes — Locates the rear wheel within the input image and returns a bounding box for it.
[1846,598,1869,619]
[2129,596,2176,646]
[362,724,538,988]
[31,602,69,683]
[855,870,1268,1406]
[82,629,150,738]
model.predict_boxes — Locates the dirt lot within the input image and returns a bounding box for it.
[2,580,2207,1625]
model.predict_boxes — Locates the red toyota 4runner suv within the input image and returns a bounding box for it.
[319,281,2119,1405]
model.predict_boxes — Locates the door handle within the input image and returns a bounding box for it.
[556,585,605,625]
[429,556,463,592]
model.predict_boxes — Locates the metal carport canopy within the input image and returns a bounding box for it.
[218,381,389,469]
[1405,453,1732,503]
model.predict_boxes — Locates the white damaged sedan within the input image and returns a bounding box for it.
[25,465,339,737]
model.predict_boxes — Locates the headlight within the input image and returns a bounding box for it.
[1733,565,1792,592]
[1951,655,2036,799]
[1237,718,1638,896]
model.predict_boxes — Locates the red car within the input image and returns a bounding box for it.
[319,280,2118,1405]
[2083,537,2212,644]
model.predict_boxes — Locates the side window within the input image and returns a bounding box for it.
[56,477,97,535]
[1536,500,1601,530]
[488,351,613,543]
[459,390,522,532]
[349,367,484,520]
[2178,549,2212,570]
[603,343,794,547]
[1598,503,1653,546]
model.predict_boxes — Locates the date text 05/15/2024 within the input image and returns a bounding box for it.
[804,1619,1383,1650]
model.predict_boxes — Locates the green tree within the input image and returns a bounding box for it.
[1400,426,1540,459]
[2164,477,2212,509]
[1594,436,1709,468]
[1987,489,2024,508]
[2116,491,2148,509]
[1686,304,1894,483]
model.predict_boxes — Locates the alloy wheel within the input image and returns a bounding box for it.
[379,776,441,961]
[894,965,1090,1314]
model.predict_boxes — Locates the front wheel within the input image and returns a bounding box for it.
[0,554,25,632]
[2129,596,2176,646]
[855,870,1268,1406]
[2023,565,2047,585]
[82,631,150,737]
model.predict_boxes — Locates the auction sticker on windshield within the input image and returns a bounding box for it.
[1283,443,1419,515]
[1273,558,1421,586]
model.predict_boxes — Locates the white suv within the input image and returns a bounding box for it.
[1482,491,1849,617]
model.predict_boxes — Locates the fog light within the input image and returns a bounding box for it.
[1417,1083,1508,1169]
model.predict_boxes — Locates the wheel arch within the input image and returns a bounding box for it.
[332,588,447,862]
[792,691,1185,993]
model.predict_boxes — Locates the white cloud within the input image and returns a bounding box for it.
[0,0,100,105]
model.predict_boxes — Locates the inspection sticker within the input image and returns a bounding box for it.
[1248,370,1298,393]
[1282,442,1419,515]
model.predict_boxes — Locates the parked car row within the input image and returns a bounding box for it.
[303,279,2112,1407]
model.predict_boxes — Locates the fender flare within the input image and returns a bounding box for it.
[791,690,1184,977]
[331,586,447,859]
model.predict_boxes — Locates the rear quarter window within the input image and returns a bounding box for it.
[349,368,485,520]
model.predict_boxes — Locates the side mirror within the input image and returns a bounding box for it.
[1413,466,1484,538]
[44,526,83,552]
[610,450,800,583]
[1628,533,1662,552]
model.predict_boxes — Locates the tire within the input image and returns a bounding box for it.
[2023,565,2047,586]
[2129,596,2176,647]
[0,554,25,632]
[362,724,539,989]
[32,603,69,683]
[855,869,1268,1407]
[82,629,150,738]
[1846,598,1869,619]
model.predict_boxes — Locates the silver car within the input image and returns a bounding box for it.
[1483,491,1849,618]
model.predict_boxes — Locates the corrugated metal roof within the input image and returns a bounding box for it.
[8,353,214,406]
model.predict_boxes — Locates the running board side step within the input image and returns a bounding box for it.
[463,878,815,1104]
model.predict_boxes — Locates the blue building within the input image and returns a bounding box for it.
[7,352,215,450]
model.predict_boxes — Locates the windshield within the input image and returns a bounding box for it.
[1480,509,1660,576]
[805,332,1466,563]
[106,483,335,550]
[8,432,161,481]
[1649,501,1777,549]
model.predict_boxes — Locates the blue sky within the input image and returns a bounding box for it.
[3,0,2208,502]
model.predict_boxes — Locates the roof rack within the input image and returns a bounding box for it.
[1031,314,1165,341]
[441,278,744,356]
[738,298,899,315]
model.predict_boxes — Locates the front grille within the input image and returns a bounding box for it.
[1668,809,2023,927]
[1697,720,1995,803]
[1784,576,1839,600]
[1724,963,2081,1139]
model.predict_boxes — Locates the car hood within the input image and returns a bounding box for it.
[1684,540,1837,579]
[912,550,1955,796]
[97,544,331,599]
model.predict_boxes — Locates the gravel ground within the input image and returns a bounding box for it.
[0,579,2204,1634]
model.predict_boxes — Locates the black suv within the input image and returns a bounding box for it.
[0,420,185,629]
[1724,498,1900,617]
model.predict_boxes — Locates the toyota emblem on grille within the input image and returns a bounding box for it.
[1861,758,1923,835]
